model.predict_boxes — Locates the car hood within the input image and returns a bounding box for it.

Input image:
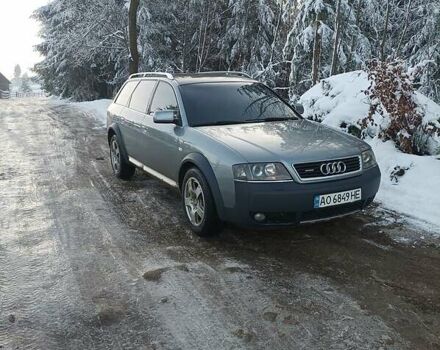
[197,119,368,163]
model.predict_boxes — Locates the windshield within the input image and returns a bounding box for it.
[179,82,300,127]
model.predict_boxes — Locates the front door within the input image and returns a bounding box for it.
[145,81,183,181]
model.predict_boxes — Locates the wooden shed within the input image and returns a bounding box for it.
[0,72,11,98]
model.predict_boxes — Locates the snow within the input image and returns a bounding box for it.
[300,71,440,233]
[70,99,112,126]
[301,70,440,140]
[300,71,371,128]
[415,91,440,133]
[371,139,440,232]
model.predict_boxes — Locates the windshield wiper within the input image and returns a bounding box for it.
[196,120,249,127]
[195,117,294,127]
[245,117,295,123]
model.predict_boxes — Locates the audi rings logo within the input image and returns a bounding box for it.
[320,161,347,175]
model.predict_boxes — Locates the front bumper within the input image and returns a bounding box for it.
[221,165,381,227]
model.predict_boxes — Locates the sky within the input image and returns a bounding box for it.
[0,0,49,80]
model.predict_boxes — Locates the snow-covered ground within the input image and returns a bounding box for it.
[301,71,440,233]
[71,99,112,125]
[371,139,440,232]
[5,98,437,350]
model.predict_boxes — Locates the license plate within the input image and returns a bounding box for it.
[314,188,362,208]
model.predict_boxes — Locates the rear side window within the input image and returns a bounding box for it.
[129,80,157,112]
[149,82,179,113]
[115,81,138,106]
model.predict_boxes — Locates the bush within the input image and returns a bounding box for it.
[361,60,438,155]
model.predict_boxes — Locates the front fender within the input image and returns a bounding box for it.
[180,153,226,220]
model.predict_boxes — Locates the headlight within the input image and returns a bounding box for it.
[361,149,377,169]
[233,163,292,181]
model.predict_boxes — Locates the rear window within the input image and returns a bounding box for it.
[129,80,157,112]
[115,81,138,106]
[179,82,298,127]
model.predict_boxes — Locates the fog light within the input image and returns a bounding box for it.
[254,213,266,222]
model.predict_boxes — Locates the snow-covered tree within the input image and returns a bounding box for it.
[283,0,371,100]
[14,65,22,81]
[219,0,296,90]
[11,64,23,91]
[20,73,32,93]
[137,0,227,73]
[221,0,274,73]
[34,0,129,100]
[32,0,440,104]
[399,0,440,103]
[128,0,140,75]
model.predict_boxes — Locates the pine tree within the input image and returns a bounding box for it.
[20,73,32,93]
[220,0,277,75]
[34,0,129,100]
[14,65,22,81]
[284,0,373,100]
[32,0,440,103]
[399,0,440,103]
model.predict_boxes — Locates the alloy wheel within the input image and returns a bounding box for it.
[110,138,121,173]
[184,177,205,226]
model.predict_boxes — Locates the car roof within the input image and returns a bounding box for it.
[128,72,257,85]
[173,74,256,85]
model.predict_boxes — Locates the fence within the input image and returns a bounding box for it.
[12,91,46,98]
[1,90,46,99]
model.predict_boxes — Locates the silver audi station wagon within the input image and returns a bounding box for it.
[107,72,381,236]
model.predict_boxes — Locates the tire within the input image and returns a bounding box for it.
[109,134,135,180]
[182,168,222,237]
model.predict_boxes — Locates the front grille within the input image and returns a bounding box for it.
[263,212,296,224]
[293,156,360,180]
[250,201,364,225]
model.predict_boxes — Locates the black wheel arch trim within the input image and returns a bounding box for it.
[179,153,225,220]
[107,123,130,163]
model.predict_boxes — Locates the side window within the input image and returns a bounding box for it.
[129,80,157,113]
[115,81,138,106]
[149,82,179,113]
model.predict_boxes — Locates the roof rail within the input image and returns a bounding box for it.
[129,72,174,80]
[195,71,252,79]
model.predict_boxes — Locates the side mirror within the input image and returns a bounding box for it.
[294,103,304,115]
[153,110,176,124]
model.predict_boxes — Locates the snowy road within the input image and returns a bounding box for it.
[1,98,440,350]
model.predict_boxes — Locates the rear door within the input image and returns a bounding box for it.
[113,80,139,156]
[124,80,157,164]
[145,81,183,180]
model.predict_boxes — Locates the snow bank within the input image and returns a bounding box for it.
[300,71,440,232]
[300,71,371,128]
[71,99,112,126]
[371,139,440,231]
[301,70,440,137]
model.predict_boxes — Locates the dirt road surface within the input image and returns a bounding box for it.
[1,98,439,350]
